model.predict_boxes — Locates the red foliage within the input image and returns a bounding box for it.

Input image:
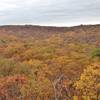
[0,75,27,99]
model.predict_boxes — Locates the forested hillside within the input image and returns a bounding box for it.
[0,25,100,100]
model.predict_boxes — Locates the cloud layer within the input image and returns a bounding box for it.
[0,0,100,26]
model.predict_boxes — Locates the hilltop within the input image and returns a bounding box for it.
[0,24,100,44]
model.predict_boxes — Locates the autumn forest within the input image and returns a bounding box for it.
[0,25,100,100]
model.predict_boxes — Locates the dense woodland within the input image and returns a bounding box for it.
[0,25,100,100]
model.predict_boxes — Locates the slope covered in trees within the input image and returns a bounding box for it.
[0,25,100,100]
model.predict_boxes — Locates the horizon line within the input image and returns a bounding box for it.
[0,23,100,28]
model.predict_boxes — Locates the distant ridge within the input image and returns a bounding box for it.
[0,24,100,44]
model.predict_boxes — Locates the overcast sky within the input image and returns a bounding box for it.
[0,0,100,26]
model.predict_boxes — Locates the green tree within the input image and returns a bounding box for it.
[92,48,100,58]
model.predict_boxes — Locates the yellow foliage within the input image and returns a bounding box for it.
[74,62,100,98]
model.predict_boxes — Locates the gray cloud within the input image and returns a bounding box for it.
[0,0,100,26]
